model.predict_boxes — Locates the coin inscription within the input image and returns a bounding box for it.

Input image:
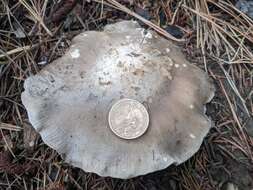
[108,98,149,139]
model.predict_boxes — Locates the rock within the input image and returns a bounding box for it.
[236,0,253,19]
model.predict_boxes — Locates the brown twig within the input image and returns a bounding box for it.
[51,0,78,24]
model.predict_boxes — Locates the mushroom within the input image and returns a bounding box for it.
[21,21,215,179]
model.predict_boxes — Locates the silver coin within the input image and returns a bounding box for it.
[108,98,149,139]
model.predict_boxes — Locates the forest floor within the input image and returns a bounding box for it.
[0,0,252,190]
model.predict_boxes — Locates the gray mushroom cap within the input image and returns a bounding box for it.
[21,21,215,179]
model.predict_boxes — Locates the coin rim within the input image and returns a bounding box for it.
[108,98,150,140]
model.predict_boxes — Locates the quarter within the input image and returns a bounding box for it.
[108,98,149,139]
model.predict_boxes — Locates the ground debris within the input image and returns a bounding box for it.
[23,122,39,151]
[39,182,65,190]
[0,0,252,189]
[0,151,31,175]
[50,0,78,24]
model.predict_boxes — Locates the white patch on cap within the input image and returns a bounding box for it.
[145,31,153,39]
[166,48,170,53]
[70,49,80,59]
[126,35,131,39]
[183,64,187,67]
[174,64,179,68]
[189,134,196,139]
[189,104,194,109]
[136,28,143,31]
[163,157,168,162]
[81,33,88,37]
[141,30,152,39]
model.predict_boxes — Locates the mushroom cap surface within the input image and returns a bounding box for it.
[21,21,215,179]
